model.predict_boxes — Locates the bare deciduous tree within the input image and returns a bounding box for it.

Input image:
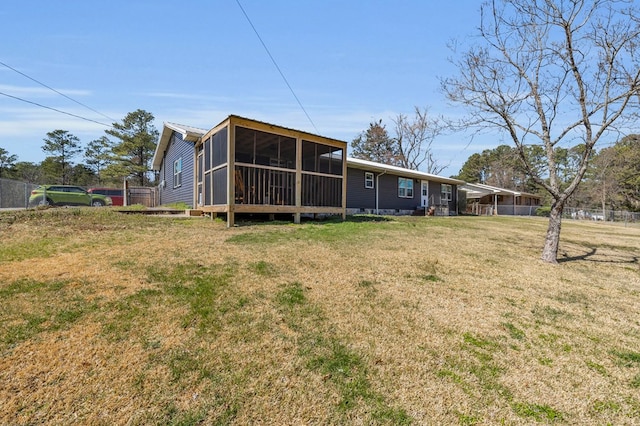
[393,107,446,174]
[442,0,640,263]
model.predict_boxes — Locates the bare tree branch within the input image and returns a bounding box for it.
[442,0,640,263]
[393,107,446,174]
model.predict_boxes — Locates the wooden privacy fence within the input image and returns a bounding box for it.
[125,185,158,208]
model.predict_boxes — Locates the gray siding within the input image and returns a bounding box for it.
[428,181,457,212]
[346,168,376,209]
[346,167,419,211]
[377,173,419,210]
[346,165,459,214]
[158,132,195,207]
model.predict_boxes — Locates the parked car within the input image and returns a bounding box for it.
[29,185,112,207]
[88,187,124,206]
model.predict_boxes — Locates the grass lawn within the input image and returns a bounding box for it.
[0,208,639,425]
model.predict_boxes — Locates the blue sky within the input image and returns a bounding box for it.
[0,0,500,177]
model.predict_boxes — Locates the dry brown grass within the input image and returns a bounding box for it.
[0,209,639,425]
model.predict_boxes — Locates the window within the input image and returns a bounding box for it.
[398,177,413,198]
[173,157,182,188]
[441,184,452,201]
[364,172,374,189]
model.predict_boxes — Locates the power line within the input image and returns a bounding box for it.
[0,60,118,123]
[0,90,113,129]
[235,0,318,133]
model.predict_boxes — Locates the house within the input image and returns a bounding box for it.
[460,182,542,216]
[151,115,465,223]
[152,122,207,207]
[153,115,347,226]
[346,157,464,215]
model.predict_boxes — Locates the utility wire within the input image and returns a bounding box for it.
[235,0,318,133]
[0,60,118,123]
[0,90,113,129]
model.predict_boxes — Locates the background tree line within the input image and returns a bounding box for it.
[0,109,158,187]
[453,136,640,213]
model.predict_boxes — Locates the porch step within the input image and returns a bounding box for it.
[412,207,426,216]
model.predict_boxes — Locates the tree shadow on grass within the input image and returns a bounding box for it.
[558,246,639,264]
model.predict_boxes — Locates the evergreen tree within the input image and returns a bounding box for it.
[11,162,41,183]
[105,109,159,186]
[85,136,113,185]
[351,120,401,166]
[41,130,81,184]
[602,135,640,211]
[0,147,17,179]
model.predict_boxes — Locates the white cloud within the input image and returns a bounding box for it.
[0,103,115,164]
[143,92,212,101]
[0,84,92,98]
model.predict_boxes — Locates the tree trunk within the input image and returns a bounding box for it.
[541,200,564,264]
[601,180,606,221]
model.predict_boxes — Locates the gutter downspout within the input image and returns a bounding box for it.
[375,170,386,215]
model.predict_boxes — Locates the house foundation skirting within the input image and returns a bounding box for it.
[346,208,416,216]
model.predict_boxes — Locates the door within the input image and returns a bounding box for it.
[421,180,429,207]
[63,186,91,206]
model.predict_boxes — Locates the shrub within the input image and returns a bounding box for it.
[536,206,551,217]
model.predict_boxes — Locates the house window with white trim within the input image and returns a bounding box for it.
[364,172,374,189]
[398,177,413,198]
[173,157,182,188]
[441,184,452,201]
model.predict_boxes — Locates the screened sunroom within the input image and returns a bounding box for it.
[195,115,347,226]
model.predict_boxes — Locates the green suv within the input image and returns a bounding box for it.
[29,185,113,207]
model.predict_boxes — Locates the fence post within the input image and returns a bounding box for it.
[124,179,128,207]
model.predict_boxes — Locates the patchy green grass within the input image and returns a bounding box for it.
[0,278,97,348]
[275,281,412,424]
[226,216,394,246]
[512,402,564,422]
[502,322,526,340]
[1,210,639,424]
[0,238,62,262]
[611,350,640,366]
[247,260,277,277]
[586,360,609,376]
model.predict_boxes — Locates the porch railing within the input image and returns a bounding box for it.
[235,164,295,206]
[234,164,342,208]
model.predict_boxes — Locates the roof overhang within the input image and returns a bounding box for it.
[460,182,542,199]
[151,122,207,170]
[346,157,464,185]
